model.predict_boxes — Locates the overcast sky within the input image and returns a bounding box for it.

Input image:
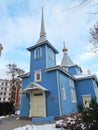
[0,0,98,79]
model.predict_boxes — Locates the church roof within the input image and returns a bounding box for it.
[61,42,73,66]
[22,82,49,94]
[27,40,58,53]
[74,74,98,81]
[61,53,73,66]
[46,65,75,79]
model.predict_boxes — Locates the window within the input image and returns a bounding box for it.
[62,86,66,100]
[49,48,54,60]
[34,70,41,82]
[34,47,42,59]
[93,80,98,100]
[71,89,76,103]
[69,78,74,87]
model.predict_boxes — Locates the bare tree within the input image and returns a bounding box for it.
[89,22,98,52]
[73,0,98,14]
[0,43,3,57]
[6,63,25,103]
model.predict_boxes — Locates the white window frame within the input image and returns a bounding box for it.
[93,80,98,101]
[34,70,41,82]
[69,78,74,87]
[49,48,54,60]
[71,89,76,103]
[82,94,91,108]
[62,86,66,100]
[34,47,42,59]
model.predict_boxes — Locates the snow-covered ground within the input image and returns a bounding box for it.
[13,124,59,130]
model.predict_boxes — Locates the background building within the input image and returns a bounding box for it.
[0,78,21,108]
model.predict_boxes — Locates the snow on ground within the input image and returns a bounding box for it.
[0,115,9,119]
[13,124,59,130]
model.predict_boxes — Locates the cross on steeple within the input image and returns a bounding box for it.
[62,41,68,52]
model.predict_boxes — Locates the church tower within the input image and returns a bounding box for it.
[27,8,58,76]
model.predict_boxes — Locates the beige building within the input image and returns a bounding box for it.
[0,79,21,107]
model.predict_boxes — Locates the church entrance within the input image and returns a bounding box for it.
[29,89,46,117]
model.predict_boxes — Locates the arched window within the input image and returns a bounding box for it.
[34,47,42,59]
[49,48,54,60]
[62,86,66,100]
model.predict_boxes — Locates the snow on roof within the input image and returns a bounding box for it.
[74,74,97,80]
[22,82,49,93]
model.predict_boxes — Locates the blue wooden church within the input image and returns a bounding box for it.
[20,9,98,118]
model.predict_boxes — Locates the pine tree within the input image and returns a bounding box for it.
[81,97,98,130]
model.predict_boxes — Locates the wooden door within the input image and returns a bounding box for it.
[30,90,46,117]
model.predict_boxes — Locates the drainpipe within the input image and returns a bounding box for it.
[56,70,62,117]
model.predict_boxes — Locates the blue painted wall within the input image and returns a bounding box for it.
[20,42,60,117]
[68,66,82,75]
[59,71,78,115]
[40,70,60,117]
[20,94,30,116]
[75,79,95,104]
[68,66,77,75]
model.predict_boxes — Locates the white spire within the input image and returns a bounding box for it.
[37,7,47,44]
[40,7,46,37]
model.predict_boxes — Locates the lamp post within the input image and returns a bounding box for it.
[0,43,3,57]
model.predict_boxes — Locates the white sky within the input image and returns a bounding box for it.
[0,0,98,79]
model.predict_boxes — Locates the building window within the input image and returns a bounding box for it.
[93,80,98,100]
[34,47,42,59]
[69,78,74,87]
[49,48,54,60]
[34,70,41,82]
[71,89,76,103]
[62,86,66,100]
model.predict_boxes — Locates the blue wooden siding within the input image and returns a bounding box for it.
[46,45,56,68]
[68,66,77,75]
[20,94,30,116]
[59,71,78,115]
[75,79,95,104]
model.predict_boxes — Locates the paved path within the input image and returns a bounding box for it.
[0,116,32,130]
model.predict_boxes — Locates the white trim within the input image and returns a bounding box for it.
[81,94,91,97]
[62,86,66,100]
[69,78,74,87]
[29,93,32,117]
[34,47,42,59]
[82,94,91,108]
[46,45,48,68]
[43,91,46,117]
[71,89,77,103]
[56,70,62,117]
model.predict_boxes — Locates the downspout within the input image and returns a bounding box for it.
[56,70,62,117]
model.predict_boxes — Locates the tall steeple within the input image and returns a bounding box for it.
[61,41,73,66]
[37,7,47,44]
